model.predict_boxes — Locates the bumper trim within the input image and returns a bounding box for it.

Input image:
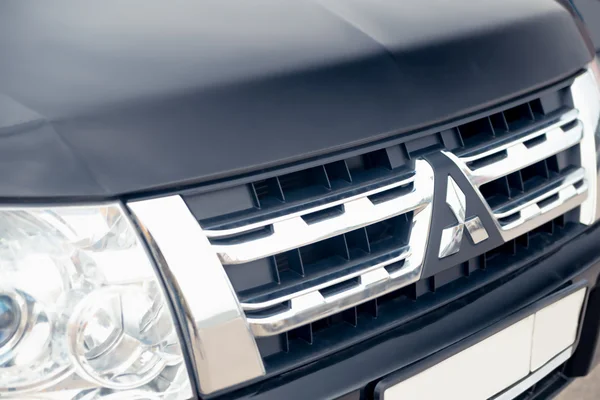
[492,347,572,400]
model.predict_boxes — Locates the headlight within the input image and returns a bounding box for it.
[0,204,191,399]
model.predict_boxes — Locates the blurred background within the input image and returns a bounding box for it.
[558,365,600,399]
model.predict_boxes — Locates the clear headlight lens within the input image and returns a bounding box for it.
[0,204,191,399]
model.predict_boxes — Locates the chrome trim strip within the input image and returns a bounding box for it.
[442,106,587,243]
[493,167,586,220]
[498,185,587,238]
[459,109,578,162]
[443,151,588,242]
[128,197,265,395]
[492,347,572,400]
[211,160,432,265]
[572,65,600,225]
[246,160,434,336]
[462,119,583,187]
[204,172,415,233]
[204,172,416,239]
[241,245,411,311]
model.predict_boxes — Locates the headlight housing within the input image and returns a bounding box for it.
[0,204,191,399]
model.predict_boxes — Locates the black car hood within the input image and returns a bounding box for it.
[0,0,593,198]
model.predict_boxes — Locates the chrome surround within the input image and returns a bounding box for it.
[128,197,265,395]
[244,159,435,337]
[492,346,572,400]
[443,106,588,242]
[205,162,431,265]
[439,176,488,258]
[571,64,600,225]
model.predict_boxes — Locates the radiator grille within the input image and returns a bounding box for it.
[178,74,590,376]
[204,159,434,338]
[443,93,586,242]
[256,216,578,365]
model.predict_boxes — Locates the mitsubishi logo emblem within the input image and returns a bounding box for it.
[439,176,489,258]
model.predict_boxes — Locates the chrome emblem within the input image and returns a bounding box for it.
[439,176,489,258]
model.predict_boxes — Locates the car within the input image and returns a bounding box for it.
[1,1,600,399]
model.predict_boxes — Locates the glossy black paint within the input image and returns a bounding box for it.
[0,0,593,198]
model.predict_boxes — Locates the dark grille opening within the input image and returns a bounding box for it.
[229,214,413,302]
[458,117,495,147]
[466,150,507,170]
[480,176,510,208]
[486,216,566,265]
[529,98,546,118]
[347,149,392,172]
[490,112,509,133]
[258,145,412,211]
[537,193,560,209]
[366,214,411,251]
[523,133,547,148]
[185,144,419,230]
[278,166,331,200]
[504,103,534,129]
[300,204,345,224]
[325,161,352,184]
[299,235,349,268]
[478,148,577,210]
[210,225,273,245]
[345,227,371,258]
[252,177,285,208]
[521,160,551,191]
[450,89,572,154]
[320,278,360,298]
[256,215,580,375]
[367,182,413,204]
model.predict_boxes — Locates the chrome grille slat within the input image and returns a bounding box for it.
[463,119,582,186]
[444,103,588,242]
[204,172,411,232]
[202,159,434,337]
[497,184,587,237]
[493,167,586,220]
[459,109,578,160]
[210,160,431,265]
[246,189,433,336]
[203,171,415,239]
[241,244,411,311]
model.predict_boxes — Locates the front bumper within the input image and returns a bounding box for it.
[218,221,600,400]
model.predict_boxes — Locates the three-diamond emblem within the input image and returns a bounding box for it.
[439,176,489,258]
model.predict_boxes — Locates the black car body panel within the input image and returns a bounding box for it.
[573,0,600,53]
[0,0,593,198]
